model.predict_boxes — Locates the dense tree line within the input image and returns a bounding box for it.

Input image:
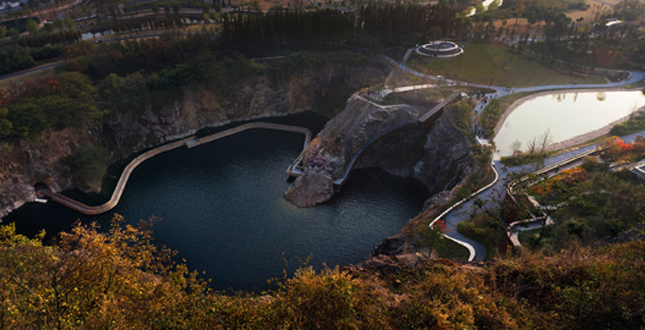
[358,5,459,46]
[0,5,460,78]
[221,9,355,53]
[610,0,645,20]
[0,16,42,34]
[0,44,70,76]
[500,0,587,23]
[0,73,100,140]
[221,5,459,54]
[75,34,220,80]
[16,31,82,48]
[0,47,35,76]
[0,35,309,142]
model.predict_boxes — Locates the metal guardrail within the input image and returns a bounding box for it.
[507,147,603,197]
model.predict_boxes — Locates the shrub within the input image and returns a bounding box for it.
[63,146,111,190]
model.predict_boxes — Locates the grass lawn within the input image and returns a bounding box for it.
[418,224,471,262]
[0,66,56,90]
[458,227,495,261]
[565,0,606,23]
[408,43,607,87]
[434,235,471,261]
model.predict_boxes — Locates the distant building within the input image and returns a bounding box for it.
[605,18,622,27]
[416,41,464,58]
[0,1,22,12]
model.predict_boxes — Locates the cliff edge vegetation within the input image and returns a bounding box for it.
[1,215,644,329]
[0,32,385,218]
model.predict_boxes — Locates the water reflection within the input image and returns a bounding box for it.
[597,92,606,101]
[3,113,428,292]
[494,90,645,155]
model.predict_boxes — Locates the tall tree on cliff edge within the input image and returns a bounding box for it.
[515,0,525,25]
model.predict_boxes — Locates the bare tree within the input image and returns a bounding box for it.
[510,139,522,155]
[538,128,553,153]
[526,136,539,155]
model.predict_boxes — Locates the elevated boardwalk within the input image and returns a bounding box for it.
[47,122,311,215]
[333,93,461,187]
[418,92,460,131]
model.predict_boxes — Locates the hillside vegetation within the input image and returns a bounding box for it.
[0,215,643,329]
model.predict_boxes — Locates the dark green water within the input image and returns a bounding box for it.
[3,112,428,291]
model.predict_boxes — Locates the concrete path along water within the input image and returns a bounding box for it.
[47,122,311,215]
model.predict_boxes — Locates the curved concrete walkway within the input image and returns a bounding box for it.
[47,122,311,215]
[355,47,645,261]
[429,160,500,262]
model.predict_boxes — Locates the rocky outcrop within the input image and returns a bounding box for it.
[0,128,92,218]
[283,168,334,207]
[104,62,383,158]
[369,236,407,257]
[0,59,384,219]
[284,95,474,208]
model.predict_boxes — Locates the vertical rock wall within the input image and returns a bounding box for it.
[284,96,474,208]
[0,60,384,218]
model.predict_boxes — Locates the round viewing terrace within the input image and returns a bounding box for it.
[416,41,464,58]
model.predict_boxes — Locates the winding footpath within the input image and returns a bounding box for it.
[7,46,645,260]
[46,122,311,215]
[362,48,645,261]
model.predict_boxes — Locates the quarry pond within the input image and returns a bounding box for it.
[3,112,428,291]
[494,90,645,155]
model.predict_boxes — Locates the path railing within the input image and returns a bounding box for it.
[47,122,311,215]
[428,161,500,262]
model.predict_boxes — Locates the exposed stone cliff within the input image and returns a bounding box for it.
[0,60,384,218]
[284,95,474,208]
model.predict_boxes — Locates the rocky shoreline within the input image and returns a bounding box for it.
[283,94,473,209]
[0,60,386,219]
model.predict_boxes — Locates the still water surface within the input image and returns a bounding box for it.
[3,113,428,291]
[494,90,645,155]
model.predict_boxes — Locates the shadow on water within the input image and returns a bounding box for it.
[2,111,428,292]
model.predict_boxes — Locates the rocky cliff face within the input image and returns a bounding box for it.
[0,128,92,218]
[284,95,474,208]
[0,60,384,219]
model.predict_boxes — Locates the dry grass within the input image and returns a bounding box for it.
[565,0,612,23]
[0,66,56,90]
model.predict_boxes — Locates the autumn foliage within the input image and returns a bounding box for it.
[601,135,645,163]
[531,167,589,196]
[1,215,645,329]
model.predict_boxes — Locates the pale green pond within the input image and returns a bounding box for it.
[494,90,645,156]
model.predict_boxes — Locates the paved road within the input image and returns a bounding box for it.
[371,49,645,261]
[58,0,91,19]
[446,128,645,261]
[0,62,65,82]
[0,32,198,83]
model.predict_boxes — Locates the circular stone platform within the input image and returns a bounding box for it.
[416,41,464,58]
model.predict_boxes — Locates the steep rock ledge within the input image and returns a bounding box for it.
[284,95,474,208]
[0,60,384,219]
